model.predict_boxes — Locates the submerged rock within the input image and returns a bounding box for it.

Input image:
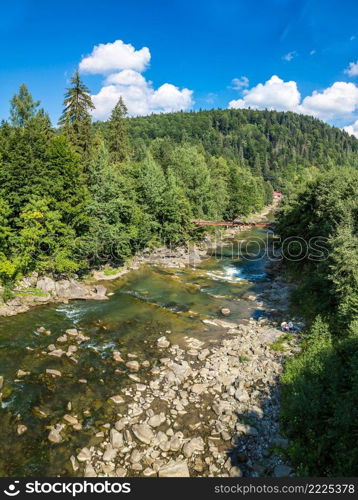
[126,361,140,372]
[48,428,63,444]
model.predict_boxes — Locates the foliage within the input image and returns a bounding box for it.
[9,83,41,127]
[58,71,95,156]
[278,168,358,476]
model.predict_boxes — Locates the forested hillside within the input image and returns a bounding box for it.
[0,74,357,292]
[123,109,358,190]
[277,169,358,476]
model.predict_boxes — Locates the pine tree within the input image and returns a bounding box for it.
[108,97,129,163]
[9,84,40,127]
[58,71,95,155]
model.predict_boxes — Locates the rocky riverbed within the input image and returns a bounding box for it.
[1,202,299,477]
[40,295,298,478]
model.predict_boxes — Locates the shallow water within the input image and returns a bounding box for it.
[0,228,273,476]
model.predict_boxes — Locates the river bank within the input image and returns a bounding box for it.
[72,308,299,478]
[0,203,277,318]
[0,200,300,477]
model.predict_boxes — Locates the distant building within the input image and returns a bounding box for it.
[273,191,283,199]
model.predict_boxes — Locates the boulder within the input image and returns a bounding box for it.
[190,383,207,395]
[17,424,27,435]
[103,444,117,462]
[148,413,166,428]
[110,429,124,449]
[109,395,125,404]
[274,464,292,477]
[221,308,231,316]
[94,285,107,297]
[63,414,78,425]
[77,447,92,462]
[183,437,205,458]
[46,369,62,377]
[157,336,170,348]
[126,360,140,372]
[159,460,190,477]
[37,277,56,294]
[48,429,63,444]
[132,423,155,445]
[84,464,97,477]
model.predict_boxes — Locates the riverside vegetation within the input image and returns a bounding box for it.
[0,74,358,477]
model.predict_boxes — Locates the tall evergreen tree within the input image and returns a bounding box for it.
[9,84,40,127]
[58,71,95,155]
[108,97,129,163]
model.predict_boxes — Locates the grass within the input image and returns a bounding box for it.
[103,266,123,276]
[239,355,250,362]
[270,333,292,352]
[16,287,48,297]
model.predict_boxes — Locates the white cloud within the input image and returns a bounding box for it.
[79,40,151,74]
[343,119,358,138]
[310,49,316,56]
[229,75,301,112]
[91,73,193,119]
[80,40,194,119]
[282,51,297,62]
[231,76,249,90]
[345,61,358,77]
[105,69,147,87]
[300,82,358,120]
[228,76,358,129]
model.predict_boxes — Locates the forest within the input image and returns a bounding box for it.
[1,73,358,476]
[1,73,357,293]
[277,168,358,476]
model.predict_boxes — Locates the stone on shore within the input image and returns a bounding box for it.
[159,461,190,477]
[132,423,155,445]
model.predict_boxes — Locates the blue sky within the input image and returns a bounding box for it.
[0,0,357,135]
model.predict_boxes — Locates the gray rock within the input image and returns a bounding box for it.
[148,413,166,428]
[103,444,117,462]
[77,447,91,462]
[132,423,155,445]
[46,369,62,377]
[130,449,142,463]
[37,277,56,294]
[274,464,292,477]
[84,463,97,477]
[94,285,107,297]
[183,437,205,458]
[159,460,190,477]
[190,383,207,395]
[126,361,140,372]
[157,336,170,348]
[17,424,27,435]
[110,429,123,449]
[109,395,125,404]
[48,429,63,444]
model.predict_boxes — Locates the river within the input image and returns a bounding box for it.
[0,226,276,476]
